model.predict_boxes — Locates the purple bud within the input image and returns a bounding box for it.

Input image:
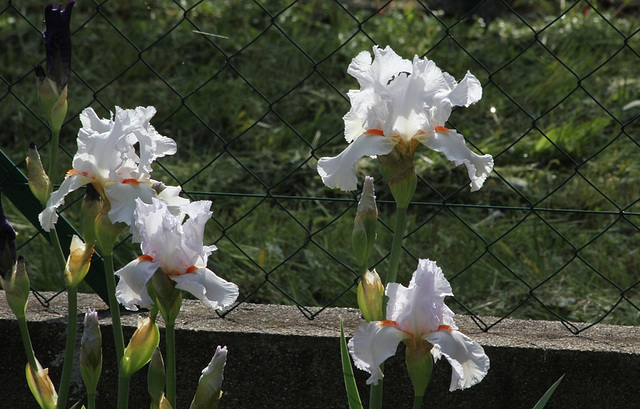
[43,1,74,87]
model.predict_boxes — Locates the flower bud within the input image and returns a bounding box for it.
[80,309,102,395]
[64,235,95,288]
[26,143,52,206]
[405,340,434,401]
[357,270,384,322]
[148,348,166,406]
[190,346,227,409]
[0,190,17,279]
[37,1,74,131]
[378,139,417,208]
[1,256,31,320]
[35,69,68,131]
[121,316,160,378]
[26,359,58,409]
[352,176,377,271]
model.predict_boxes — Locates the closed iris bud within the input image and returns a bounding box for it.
[190,346,227,409]
[352,176,378,271]
[64,235,94,289]
[1,256,31,320]
[26,359,58,409]
[26,143,52,206]
[121,316,160,378]
[36,1,74,130]
[80,309,102,394]
[148,348,166,406]
[357,269,384,322]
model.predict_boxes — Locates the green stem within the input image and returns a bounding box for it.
[103,253,125,362]
[413,395,424,409]
[369,205,409,409]
[17,316,38,370]
[117,375,131,409]
[48,127,61,187]
[57,285,78,409]
[48,226,67,271]
[369,367,384,409]
[384,205,408,287]
[165,323,177,409]
[87,392,96,409]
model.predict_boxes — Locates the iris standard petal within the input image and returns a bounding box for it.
[131,106,177,175]
[317,134,397,191]
[171,267,239,311]
[348,321,406,385]
[39,172,92,231]
[444,71,483,108]
[115,258,160,311]
[104,181,155,226]
[348,46,413,91]
[425,329,489,391]
[423,129,493,192]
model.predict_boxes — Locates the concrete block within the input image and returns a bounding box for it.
[1,291,638,408]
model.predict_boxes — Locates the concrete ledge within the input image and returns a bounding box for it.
[1,291,639,408]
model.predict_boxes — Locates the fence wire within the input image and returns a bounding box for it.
[1,0,639,334]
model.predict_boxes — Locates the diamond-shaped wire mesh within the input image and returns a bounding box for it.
[1,1,639,333]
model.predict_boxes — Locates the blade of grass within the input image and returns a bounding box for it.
[532,375,564,409]
[340,318,363,409]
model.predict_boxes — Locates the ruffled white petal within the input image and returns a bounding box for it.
[347,322,406,385]
[156,184,190,221]
[131,106,177,175]
[317,134,396,191]
[423,129,494,192]
[38,173,92,231]
[444,71,483,108]
[426,329,490,391]
[386,259,455,336]
[104,182,155,226]
[115,258,160,311]
[171,267,239,311]
[348,45,413,91]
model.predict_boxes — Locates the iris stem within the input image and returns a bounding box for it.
[369,364,384,409]
[87,392,96,409]
[117,375,131,409]
[104,253,125,361]
[57,285,78,409]
[165,323,177,408]
[48,127,60,188]
[370,204,409,409]
[384,205,408,287]
[413,395,424,409]
[105,250,128,409]
[17,316,38,370]
[48,225,67,272]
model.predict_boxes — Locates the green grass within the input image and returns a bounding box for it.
[0,1,639,327]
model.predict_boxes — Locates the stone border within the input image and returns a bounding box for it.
[1,291,639,408]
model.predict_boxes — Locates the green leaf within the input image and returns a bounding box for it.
[340,318,363,409]
[533,375,564,409]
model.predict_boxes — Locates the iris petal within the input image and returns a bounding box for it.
[317,134,396,191]
[426,329,490,391]
[348,321,406,385]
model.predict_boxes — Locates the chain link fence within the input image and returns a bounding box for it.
[1,0,639,334]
